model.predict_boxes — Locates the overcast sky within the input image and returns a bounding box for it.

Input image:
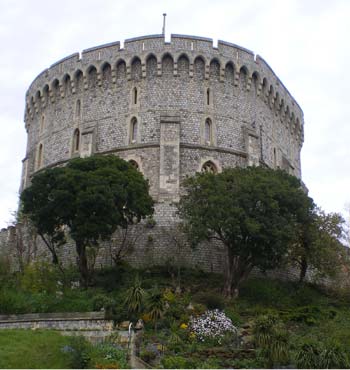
[0,0,349,228]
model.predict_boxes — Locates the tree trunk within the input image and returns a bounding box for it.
[76,241,89,288]
[39,233,60,266]
[223,247,234,298]
[298,257,308,284]
[230,256,254,299]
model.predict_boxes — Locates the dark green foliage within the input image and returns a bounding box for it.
[21,155,154,286]
[20,261,61,294]
[285,305,337,326]
[253,315,290,367]
[90,343,128,368]
[124,275,145,315]
[239,277,296,307]
[253,314,279,347]
[147,287,165,330]
[295,339,350,369]
[179,166,313,297]
[92,293,114,312]
[161,355,195,369]
[223,308,242,326]
[192,291,226,310]
[65,336,92,369]
[290,207,347,284]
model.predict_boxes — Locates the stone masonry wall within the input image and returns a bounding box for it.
[5,34,305,274]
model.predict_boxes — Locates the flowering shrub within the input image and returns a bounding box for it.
[189,309,237,343]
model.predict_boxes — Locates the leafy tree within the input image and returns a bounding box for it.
[178,166,313,298]
[21,155,154,286]
[291,207,346,284]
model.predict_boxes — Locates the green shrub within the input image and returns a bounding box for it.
[320,341,350,369]
[161,355,194,369]
[93,263,132,291]
[141,343,159,363]
[92,293,113,311]
[285,305,336,325]
[295,339,350,369]
[0,255,11,279]
[193,291,225,310]
[124,275,145,315]
[0,289,32,314]
[65,336,92,369]
[252,314,290,367]
[20,262,60,294]
[224,307,242,325]
[252,314,278,347]
[240,278,294,307]
[90,343,128,369]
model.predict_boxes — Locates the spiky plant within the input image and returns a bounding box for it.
[124,275,145,315]
[295,341,321,369]
[252,314,277,348]
[147,287,164,331]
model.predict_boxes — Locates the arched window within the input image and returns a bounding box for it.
[130,117,138,143]
[204,118,212,144]
[133,87,138,105]
[75,100,81,119]
[73,128,80,152]
[37,143,43,169]
[129,159,139,170]
[201,161,217,174]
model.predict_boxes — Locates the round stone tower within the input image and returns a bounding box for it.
[21,34,304,269]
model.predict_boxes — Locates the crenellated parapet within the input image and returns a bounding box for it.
[25,34,303,142]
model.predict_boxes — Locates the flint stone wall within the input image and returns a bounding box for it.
[2,34,305,275]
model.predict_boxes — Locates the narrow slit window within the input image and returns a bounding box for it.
[73,128,80,152]
[37,144,43,169]
[130,118,138,143]
[75,100,81,119]
[133,88,138,105]
[207,88,210,105]
[40,115,45,133]
[205,118,212,144]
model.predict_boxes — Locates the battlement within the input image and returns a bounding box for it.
[25,34,303,123]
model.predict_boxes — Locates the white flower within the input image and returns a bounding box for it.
[189,309,237,343]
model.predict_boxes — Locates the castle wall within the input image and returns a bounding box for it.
[12,34,305,274]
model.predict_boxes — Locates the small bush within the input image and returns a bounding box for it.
[285,305,336,325]
[90,343,128,369]
[20,262,60,294]
[240,278,294,307]
[295,339,350,369]
[140,343,159,363]
[65,336,92,369]
[161,355,194,369]
[252,314,278,347]
[224,307,242,325]
[193,291,225,310]
[0,255,11,279]
[92,294,114,311]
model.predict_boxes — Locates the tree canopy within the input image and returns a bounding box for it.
[21,155,154,285]
[178,166,314,298]
[290,207,346,283]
